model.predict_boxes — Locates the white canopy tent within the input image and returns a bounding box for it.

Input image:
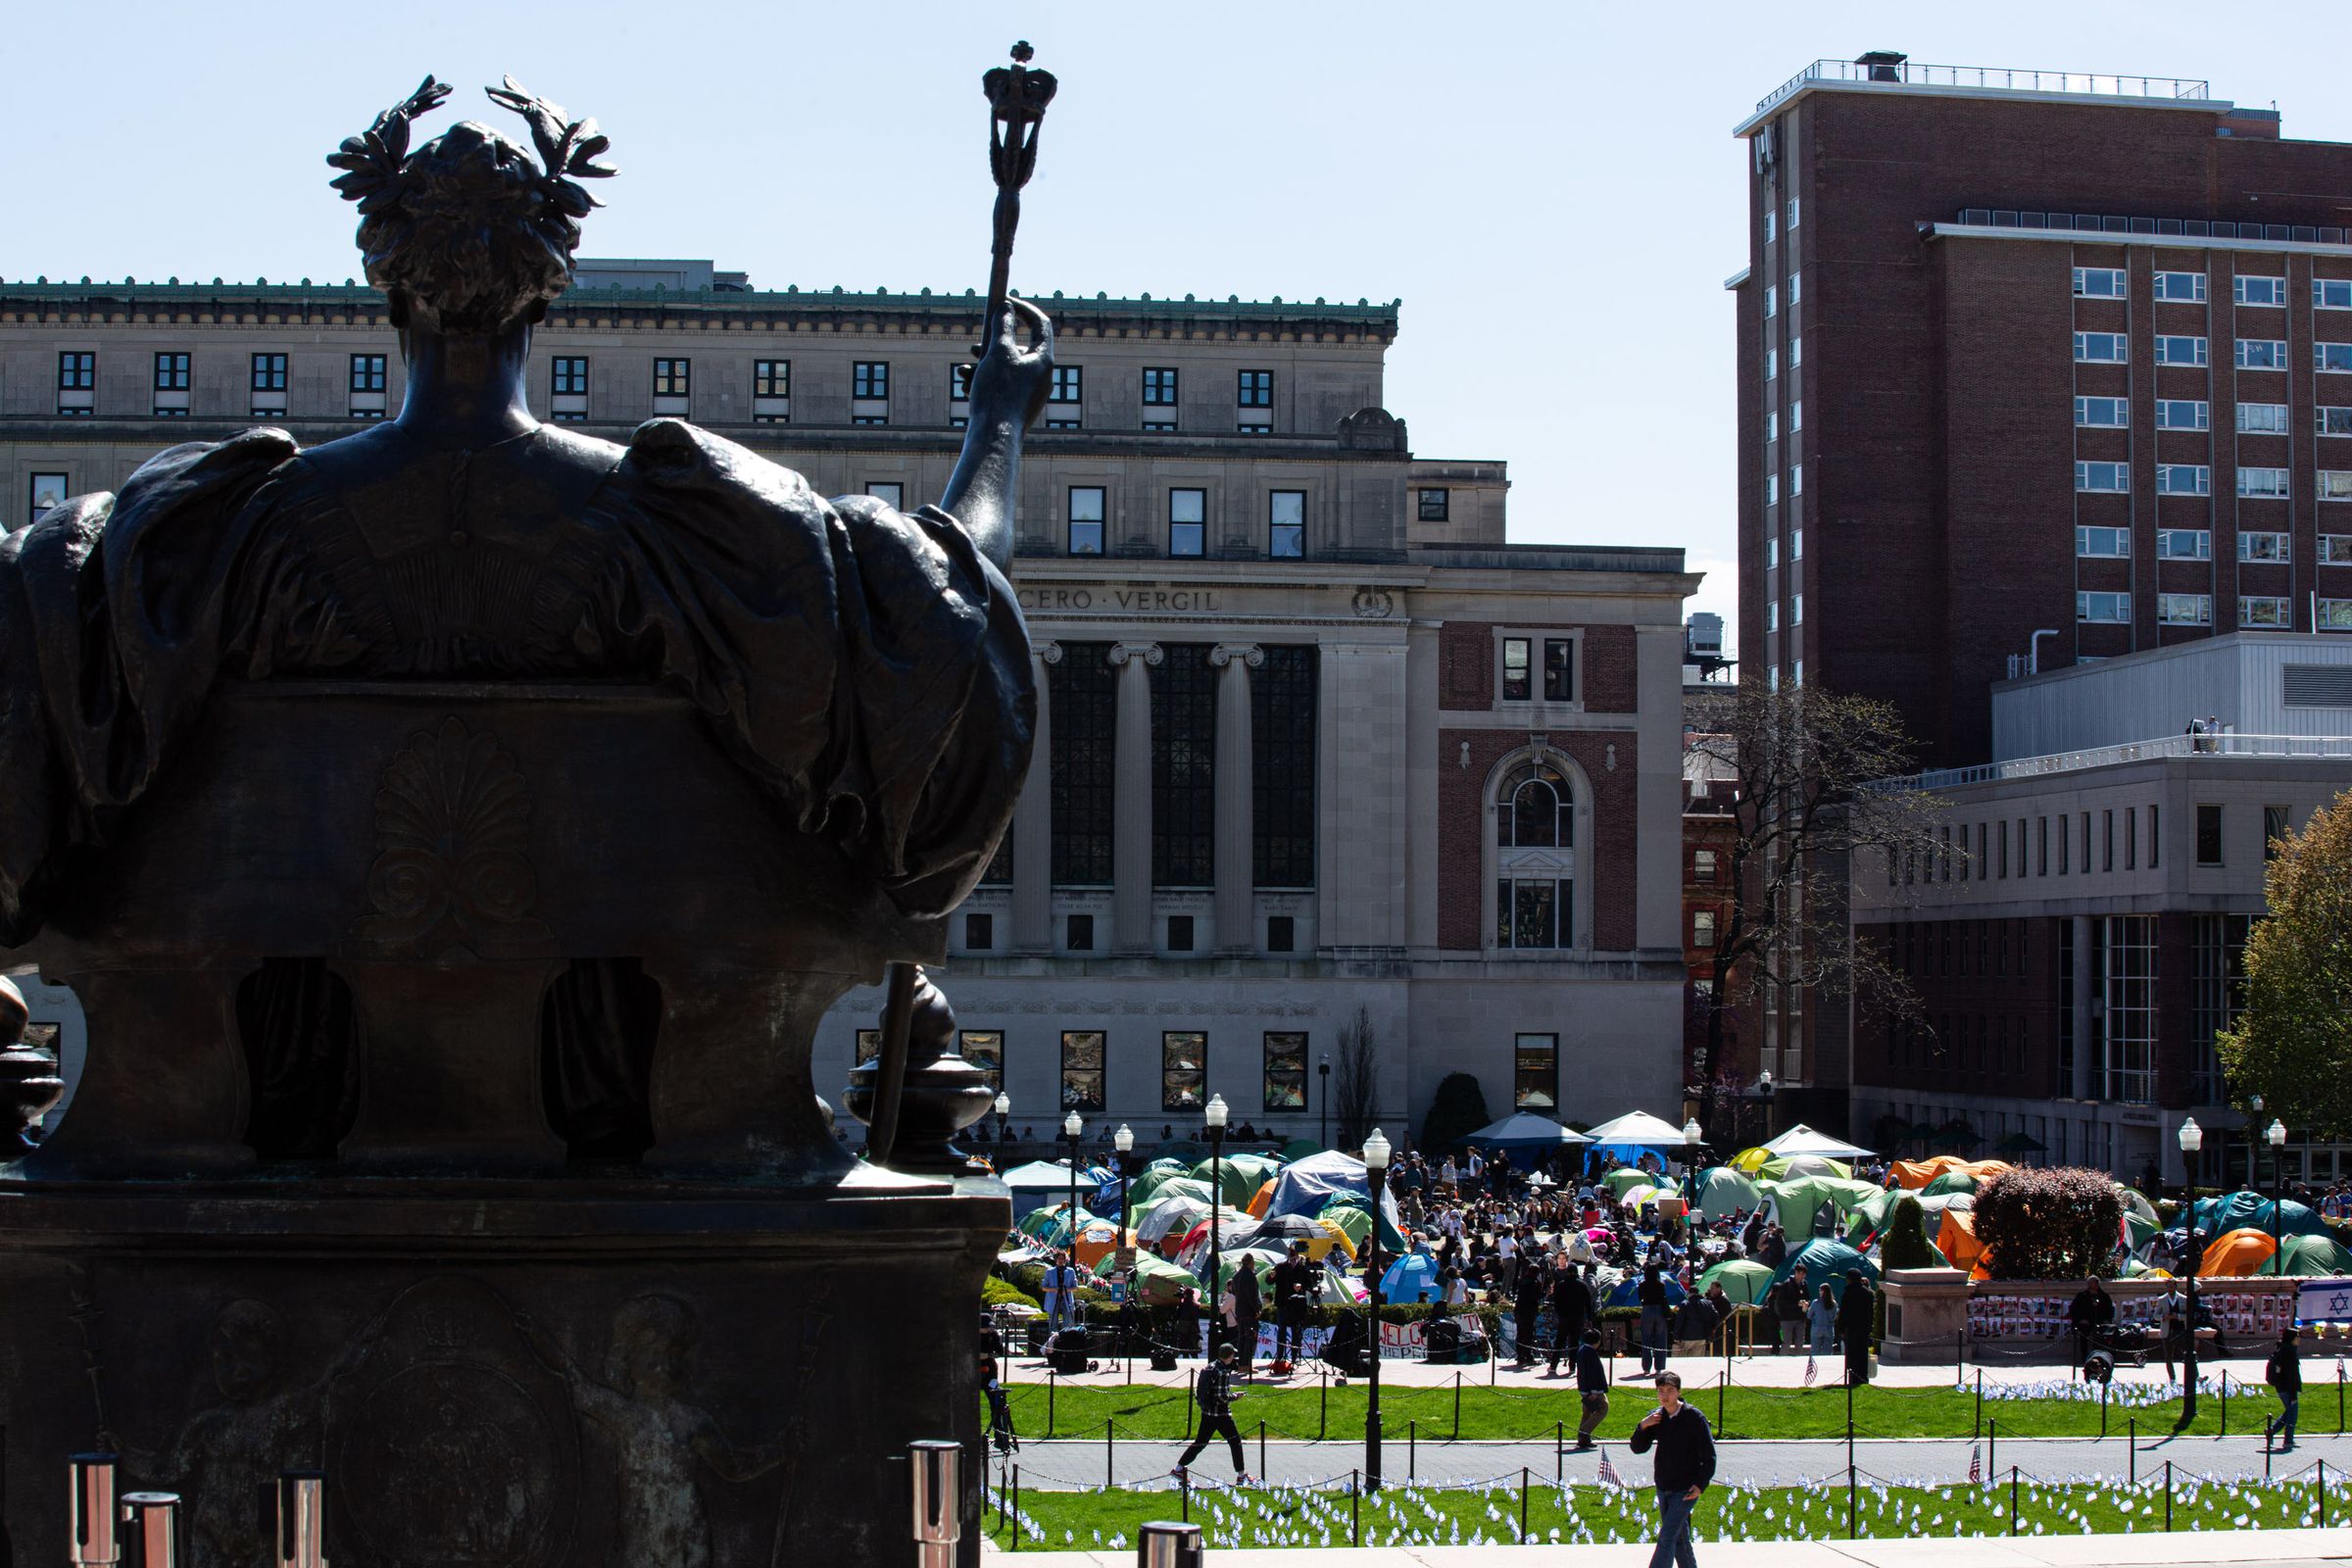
[1582,1110,1691,1148]
[1760,1123,1875,1160]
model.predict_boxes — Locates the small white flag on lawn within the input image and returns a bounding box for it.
[1803,1353,1818,1388]
[1969,1445,1982,1485]
[1599,1449,1627,1489]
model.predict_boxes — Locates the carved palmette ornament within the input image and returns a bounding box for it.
[354,717,555,958]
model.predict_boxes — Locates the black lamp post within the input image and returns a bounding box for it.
[2267,1117,2288,1264]
[1114,1122,1136,1244]
[1361,1126,1392,1491]
[1063,1109,1085,1300]
[1205,1093,1229,1355]
[1682,1116,1704,1212]
[2247,1095,2264,1192]
[2177,1115,2205,1427]
[1318,1052,1331,1150]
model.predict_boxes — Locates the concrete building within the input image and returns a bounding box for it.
[1850,633,2352,1186]
[0,265,1697,1147]
[1729,53,2352,1131]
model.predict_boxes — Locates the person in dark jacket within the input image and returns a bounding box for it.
[1514,1255,1549,1369]
[1768,1263,1807,1354]
[1547,1258,1594,1376]
[1573,1328,1611,1449]
[1173,1343,1255,1483]
[1270,1243,1317,1369]
[1837,1269,1875,1386]
[2265,1328,2303,1451]
[1226,1260,1262,1374]
[1629,1369,1716,1568]
[2067,1277,2116,1368]
[1637,1262,1672,1375]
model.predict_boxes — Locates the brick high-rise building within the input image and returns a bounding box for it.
[1730,55,2352,1128]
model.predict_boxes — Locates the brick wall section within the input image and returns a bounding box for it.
[1581,625,1638,712]
[1849,915,2060,1099]
[1437,728,1640,953]
[1439,621,1492,710]
[1436,621,1637,713]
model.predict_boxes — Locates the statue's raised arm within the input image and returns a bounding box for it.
[939,297,1053,570]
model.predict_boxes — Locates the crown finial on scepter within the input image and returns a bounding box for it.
[978,41,1057,352]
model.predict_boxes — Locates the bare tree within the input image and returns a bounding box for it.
[1332,1005,1380,1154]
[1682,677,1947,1136]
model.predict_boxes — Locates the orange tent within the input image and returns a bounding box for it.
[1248,1178,1279,1218]
[2196,1227,2279,1278]
[1891,1157,2016,1191]
[1936,1207,1989,1275]
[1073,1221,1140,1271]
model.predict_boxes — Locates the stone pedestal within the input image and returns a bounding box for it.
[1880,1266,1970,1364]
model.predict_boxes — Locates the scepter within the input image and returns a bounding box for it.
[869,42,1056,1169]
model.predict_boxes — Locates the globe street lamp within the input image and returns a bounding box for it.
[1063,1109,1085,1320]
[2177,1115,2205,1427]
[1114,1122,1136,1252]
[995,1091,1011,1149]
[1205,1093,1229,1359]
[1361,1126,1392,1492]
[2267,1117,2289,1262]
[1682,1117,1704,1212]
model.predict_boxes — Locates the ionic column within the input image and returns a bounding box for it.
[1011,641,1061,953]
[1209,643,1263,954]
[1108,642,1161,954]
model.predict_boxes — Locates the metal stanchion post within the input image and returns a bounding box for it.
[1520,1465,1532,1542]
[121,1491,180,1568]
[1987,1417,1996,1479]
[1138,1521,1202,1567]
[1320,1368,1327,1440]
[2101,1376,2108,1436]
[1351,1470,1361,1545]
[2164,1459,2173,1531]
[1409,1418,1416,1481]
[1847,1464,1857,1540]
[275,1472,325,1568]
[1178,1467,1188,1523]
[2320,1459,2328,1529]
[1011,1465,1020,1551]
[909,1441,960,1568]
[2222,1369,2230,1436]
[1975,1369,1983,1439]
[1106,1419,1114,1488]
[1047,1370,1056,1438]
[2008,1466,2018,1535]
[2129,1418,2136,1486]
[1454,1371,1462,1440]
[1555,1420,1563,1483]
[1256,1420,1265,1482]
[69,1453,119,1568]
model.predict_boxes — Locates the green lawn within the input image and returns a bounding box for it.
[995,1378,2319,1444]
[985,1474,2340,1550]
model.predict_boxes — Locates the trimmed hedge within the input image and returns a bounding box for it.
[1974,1166,2124,1281]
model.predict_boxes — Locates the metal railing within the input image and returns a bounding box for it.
[1876,731,2352,793]
[1755,59,2210,116]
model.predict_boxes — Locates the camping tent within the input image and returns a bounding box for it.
[1070,1219,1138,1270]
[999,1160,1094,1220]
[1921,1171,1979,1197]
[2197,1227,2280,1278]
[2191,1191,2332,1240]
[1764,1175,1880,1238]
[1380,1252,1441,1303]
[1767,1237,1878,1301]
[1094,1250,1194,1304]
[1601,1166,1660,1200]
[1193,1152,1286,1209]
[2261,1232,2352,1277]
[1759,1124,1875,1161]
[1135,1193,1211,1245]
[1459,1111,1592,1153]
[1760,1154,1852,1183]
[1889,1156,2011,1192]
[1583,1110,1692,1149]
[1936,1208,1986,1275]
[1695,1166,1761,1221]
[1259,1151,1407,1251]
[1603,1272,1690,1310]
[1697,1258,1777,1306]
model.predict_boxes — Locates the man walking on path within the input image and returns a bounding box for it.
[1173,1343,1255,1484]
[2265,1327,2303,1451]
[1838,1268,1876,1387]
[1628,1369,1715,1568]
[1574,1327,1611,1450]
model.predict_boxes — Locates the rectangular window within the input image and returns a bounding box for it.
[2150,805,2160,866]
[2153,399,2208,430]
[958,1030,1004,1095]
[2241,596,2292,627]
[865,482,903,510]
[2321,407,2352,437]
[1787,196,1799,228]
[1765,412,1778,444]
[2075,462,2130,493]
[1542,638,1573,702]
[2238,467,2290,499]
[349,353,387,392]
[1790,527,1803,559]
[251,352,287,392]
[2240,530,2289,562]
[1764,284,1777,318]
[1765,537,1779,569]
[2196,804,2224,865]
[2126,808,2137,870]
[2322,470,2352,502]
[1692,909,1717,949]
[1065,912,1095,951]
[2236,338,2288,369]
[1789,398,1802,431]
[1789,336,1801,368]
[2153,335,2207,367]
[1151,646,1217,888]
[1066,486,1105,556]
[1268,490,1304,558]
[1792,592,1804,623]
[2318,279,2352,311]
[2078,591,2131,623]
[1790,464,1803,495]
[1237,369,1273,408]
[2074,267,2127,298]
[1045,365,1083,428]
[1501,637,1531,701]
[2241,402,2291,434]
[2076,525,2131,558]
[1418,488,1450,522]
[1060,1029,1105,1111]
[1512,1033,1558,1112]
[1762,210,1776,243]
[1262,1031,1307,1113]
[2324,535,2352,564]
[2265,804,2292,861]
[2322,599,2352,630]
[552,356,589,395]
[1788,271,1801,304]
[2155,465,2209,496]
[853,361,888,400]
[1156,1030,1206,1111]
[1764,348,1778,380]
[951,364,974,402]
[1265,914,1296,953]
[1169,488,1205,557]
[2236,275,2287,306]
[1251,646,1317,887]
[1049,644,1116,885]
[2074,332,2128,364]
[1766,602,1779,632]
[2036,816,2048,876]
[1692,848,1718,882]
[57,351,95,390]
[1143,367,1178,407]
[2156,528,2210,561]
[2318,343,2352,374]
[153,351,190,390]
[653,358,691,396]
[962,911,993,952]
[1765,474,1779,508]
[2157,592,2212,625]
[28,473,70,526]
[753,360,790,397]
[2153,270,2207,303]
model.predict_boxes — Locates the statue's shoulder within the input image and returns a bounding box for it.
[615,418,827,520]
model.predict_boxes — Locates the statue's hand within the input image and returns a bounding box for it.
[967,295,1054,432]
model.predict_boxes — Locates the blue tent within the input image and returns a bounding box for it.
[1380,1252,1440,1303]
[1766,1237,1878,1302]
[1602,1273,1689,1309]
[1459,1111,1592,1153]
[2192,1191,2330,1240]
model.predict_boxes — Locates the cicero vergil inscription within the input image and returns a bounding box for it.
[1016,587,1222,613]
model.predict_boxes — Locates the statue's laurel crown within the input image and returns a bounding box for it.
[326,75,616,250]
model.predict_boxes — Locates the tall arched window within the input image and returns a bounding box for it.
[1495,760,1575,949]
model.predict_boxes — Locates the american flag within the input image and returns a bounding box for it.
[1803,1353,1818,1388]
[1599,1450,1627,1489]
[1969,1445,1982,1485]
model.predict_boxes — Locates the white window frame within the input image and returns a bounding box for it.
[2239,531,2289,562]
[1765,411,1778,444]
[2319,343,2352,374]
[2157,594,2212,627]
[2075,461,2130,493]
[2074,331,2128,364]
[2156,528,2211,561]
[2324,600,2352,632]
[2243,403,2291,434]
[2238,467,2291,500]
[2316,278,2352,311]
[1764,474,1779,507]
[2234,275,2287,306]
[1765,601,1779,632]
[2236,338,2288,370]
[2076,525,2131,559]
[2073,267,2127,298]
[2153,270,2207,303]
[2154,465,2209,496]
[2078,591,2132,624]
[1790,464,1803,496]
[1790,527,1803,560]
[1764,348,1778,380]
[1789,399,1803,432]
[2320,407,2352,437]
[1788,271,1802,304]
[1790,337,1802,368]
[2321,535,2352,565]
[2075,395,2128,428]
[2240,596,2292,627]
[2320,470,2352,503]
[2153,399,2208,431]
[1764,285,1777,318]
[2153,335,2208,368]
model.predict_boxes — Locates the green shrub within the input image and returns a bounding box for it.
[1974,1166,2124,1281]
[1880,1196,1945,1272]
[984,1275,1040,1309]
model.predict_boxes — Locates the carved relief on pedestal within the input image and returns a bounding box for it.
[353,718,554,959]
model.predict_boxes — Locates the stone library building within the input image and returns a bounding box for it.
[0,260,1695,1147]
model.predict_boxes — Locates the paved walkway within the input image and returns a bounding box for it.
[982,1529,2352,1564]
[996,1433,2352,1492]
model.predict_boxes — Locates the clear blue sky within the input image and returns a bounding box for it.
[10,1,2350,648]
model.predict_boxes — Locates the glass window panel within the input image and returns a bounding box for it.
[959,1030,1004,1094]
[1151,646,1217,887]
[1160,1031,1205,1112]
[1050,645,1117,884]
[1512,1033,1557,1110]
[1262,1032,1307,1113]
[1250,647,1317,887]
[1060,1030,1105,1112]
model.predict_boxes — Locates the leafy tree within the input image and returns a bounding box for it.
[1682,678,1946,1133]
[1973,1166,2123,1280]
[1419,1071,1492,1155]
[2218,789,2352,1138]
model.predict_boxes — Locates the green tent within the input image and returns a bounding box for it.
[1193,1152,1286,1208]
[1279,1138,1324,1162]
[1130,1171,1215,1210]
[1695,1166,1761,1221]
[1094,1250,1196,1304]
[1602,1166,1660,1200]
[1697,1258,1777,1306]
[1317,1192,1408,1255]
[1767,1236,1879,1302]
[1209,1246,1288,1293]
[2192,1191,2331,1239]
[1760,1154,1853,1182]
[1921,1171,1978,1198]
[1767,1175,1880,1239]
[2260,1232,2352,1276]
